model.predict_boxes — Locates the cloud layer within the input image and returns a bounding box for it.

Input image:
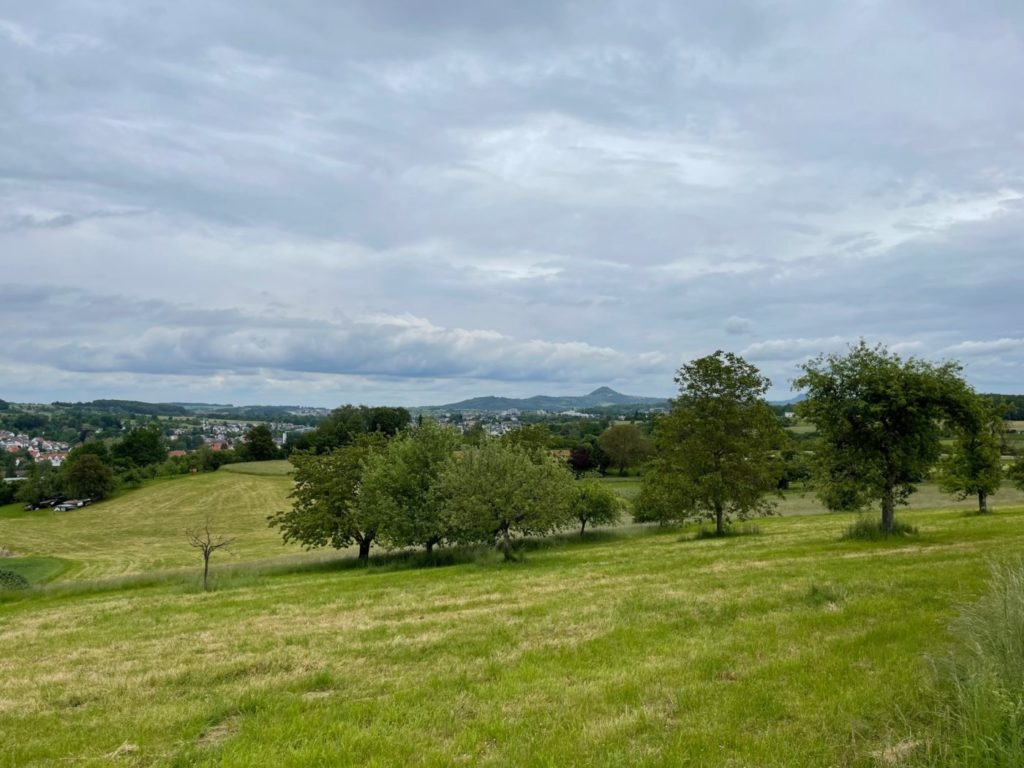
[1,2,1022,405]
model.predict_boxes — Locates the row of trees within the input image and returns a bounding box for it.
[270,340,1022,562]
[269,421,625,562]
[637,343,1021,536]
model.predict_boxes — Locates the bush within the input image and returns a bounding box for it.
[840,515,917,541]
[0,569,30,590]
[912,561,1024,766]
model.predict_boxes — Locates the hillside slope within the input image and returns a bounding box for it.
[0,469,300,581]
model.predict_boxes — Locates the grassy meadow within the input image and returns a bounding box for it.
[2,468,1024,765]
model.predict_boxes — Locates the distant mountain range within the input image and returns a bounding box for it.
[419,387,670,413]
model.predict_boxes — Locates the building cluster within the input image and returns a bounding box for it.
[1,431,71,466]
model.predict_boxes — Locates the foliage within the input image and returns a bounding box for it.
[0,568,30,590]
[435,440,575,560]
[267,435,387,561]
[937,397,1003,513]
[568,476,624,535]
[597,423,652,475]
[357,420,461,552]
[63,454,115,500]
[240,424,279,462]
[795,341,972,534]
[112,425,166,470]
[297,405,411,453]
[16,462,62,506]
[567,445,597,476]
[638,351,784,535]
[500,424,551,453]
[0,481,17,505]
[1008,455,1024,493]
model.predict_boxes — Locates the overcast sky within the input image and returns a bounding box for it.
[2,1,1022,407]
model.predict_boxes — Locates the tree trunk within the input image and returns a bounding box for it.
[881,483,895,534]
[357,538,371,563]
[580,518,587,537]
[500,525,516,562]
[202,550,210,592]
[978,490,989,514]
[715,504,725,536]
[425,541,434,555]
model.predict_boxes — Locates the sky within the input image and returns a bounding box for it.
[1,1,1022,407]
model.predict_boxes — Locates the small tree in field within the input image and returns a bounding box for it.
[795,341,971,534]
[597,423,652,475]
[938,397,1003,513]
[435,440,574,561]
[186,520,235,591]
[569,477,624,535]
[638,351,784,535]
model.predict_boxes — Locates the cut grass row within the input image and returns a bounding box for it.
[2,504,1024,766]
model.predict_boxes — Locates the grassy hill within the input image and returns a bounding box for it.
[0,468,300,581]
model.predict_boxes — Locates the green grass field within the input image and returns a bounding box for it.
[3,469,1024,765]
[0,470,300,581]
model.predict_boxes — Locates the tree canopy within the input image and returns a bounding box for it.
[357,420,461,553]
[937,396,1003,513]
[794,341,973,533]
[434,440,575,560]
[597,423,652,475]
[637,351,784,535]
[267,434,386,561]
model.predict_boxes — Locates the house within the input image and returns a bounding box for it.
[168,450,187,458]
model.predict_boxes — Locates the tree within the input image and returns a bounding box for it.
[63,454,115,500]
[435,441,575,561]
[500,424,551,453]
[794,341,971,534]
[186,519,236,591]
[112,425,165,470]
[357,420,461,553]
[567,445,596,476]
[597,423,652,475]
[1008,455,1024,493]
[241,424,278,461]
[937,397,1003,513]
[569,476,624,535]
[637,351,784,536]
[267,435,386,562]
[16,462,62,507]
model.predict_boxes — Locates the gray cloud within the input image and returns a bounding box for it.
[1,2,1022,404]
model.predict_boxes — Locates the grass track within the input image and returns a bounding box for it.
[3,505,1024,766]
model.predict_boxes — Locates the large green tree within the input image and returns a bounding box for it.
[112,425,165,470]
[63,454,115,500]
[357,420,461,553]
[267,435,386,562]
[937,397,1003,513]
[435,441,575,560]
[241,424,279,462]
[597,423,652,475]
[637,351,784,535]
[795,341,971,534]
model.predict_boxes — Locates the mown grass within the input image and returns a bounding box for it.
[3,504,1024,766]
[220,460,294,477]
[0,470,300,581]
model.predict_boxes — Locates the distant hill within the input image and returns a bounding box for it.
[420,387,669,413]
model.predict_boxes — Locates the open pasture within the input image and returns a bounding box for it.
[3,501,1024,766]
